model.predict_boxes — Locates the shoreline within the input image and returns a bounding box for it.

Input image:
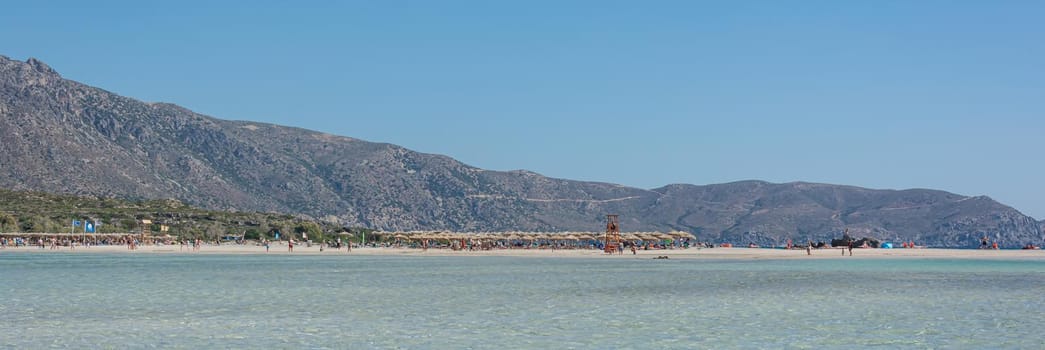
[2,244,1043,260]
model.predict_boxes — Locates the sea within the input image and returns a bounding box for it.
[2,253,1043,349]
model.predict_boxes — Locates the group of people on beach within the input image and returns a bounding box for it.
[253,237,354,253]
[0,236,142,249]
[797,240,853,256]
[981,236,999,250]
[178,239,202,252]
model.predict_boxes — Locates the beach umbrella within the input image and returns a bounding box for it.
[672,231,696,239]
[639,233,659,241]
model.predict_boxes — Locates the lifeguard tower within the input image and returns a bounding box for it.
[140,219,152,236]
[604,214,621,254]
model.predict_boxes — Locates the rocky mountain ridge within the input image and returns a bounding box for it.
[2,56,1042,247]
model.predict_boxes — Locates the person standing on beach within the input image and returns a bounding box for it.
[847,240,854,256]
[806,242,812,255]
[288,239,294,252]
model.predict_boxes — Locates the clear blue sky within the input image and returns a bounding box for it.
[3,1,1044,218]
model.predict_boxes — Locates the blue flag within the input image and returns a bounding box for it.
[73,220,81,227]
[85,221,95,233]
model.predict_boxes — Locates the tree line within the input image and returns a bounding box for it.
[0,188,373,242]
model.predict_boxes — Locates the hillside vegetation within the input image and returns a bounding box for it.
[0,188,353,241]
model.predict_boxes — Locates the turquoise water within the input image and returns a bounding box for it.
[2,254,1044,349]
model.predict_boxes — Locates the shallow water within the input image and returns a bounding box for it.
[2,253,1043,349]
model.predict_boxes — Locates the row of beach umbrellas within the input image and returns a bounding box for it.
[375,230,695,242]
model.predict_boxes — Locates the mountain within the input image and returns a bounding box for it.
[2,56,1042,247]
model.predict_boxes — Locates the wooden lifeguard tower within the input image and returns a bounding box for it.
[140,219,152,236]
[604,214,621,254]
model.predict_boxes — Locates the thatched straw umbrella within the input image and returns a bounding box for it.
[670,231,696,240]
[640,233,660,242]
[563,234,583,248]
[575,234,596,241]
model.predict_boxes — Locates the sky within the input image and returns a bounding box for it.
[3,1,1044,218]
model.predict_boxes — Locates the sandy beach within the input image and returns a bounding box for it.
[3,243,1043,259]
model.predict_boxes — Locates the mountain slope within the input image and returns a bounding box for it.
[642,182,1041,247]
[1,56,1041,247]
